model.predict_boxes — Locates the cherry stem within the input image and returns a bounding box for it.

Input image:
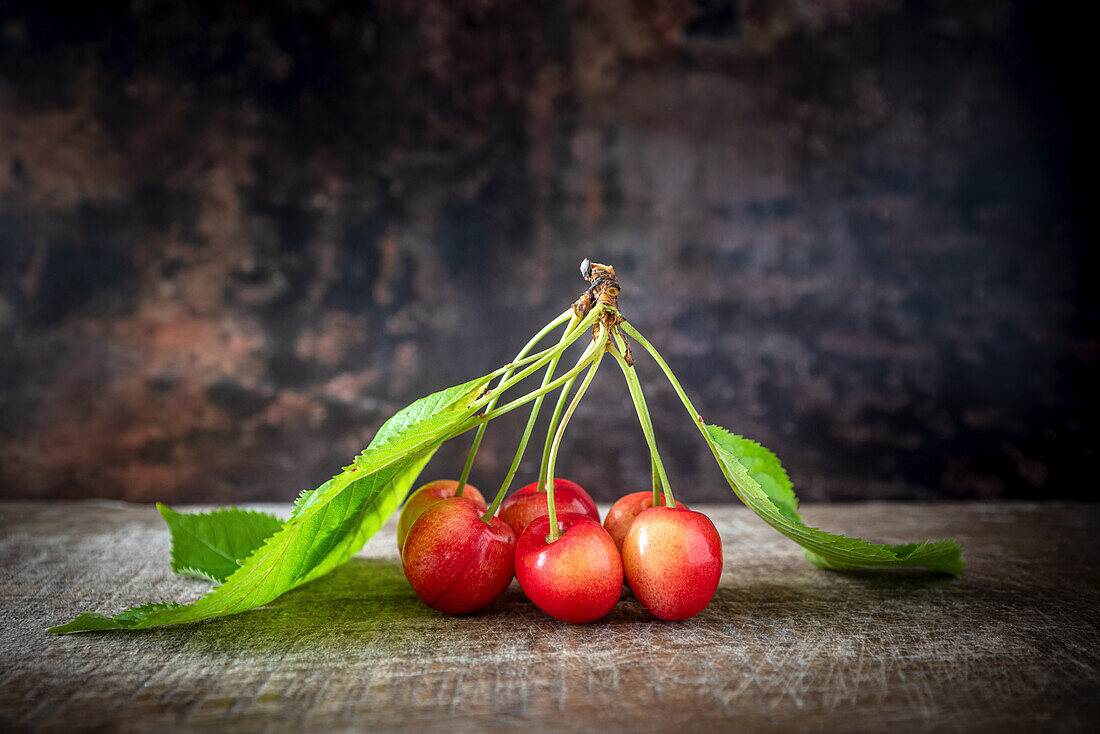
[533,306,620,505]
[544,324,609,542]
[472,314,577,386]
[466,305,604,416]
[448,330,604,442]
[455,308,574,498]
[608,337,676,508]
[620,321,710,444]
[534,315,613,493]
[536,371,575,494]
[529,335,602,498]
[481,312,583,521]
[652,459,661,506]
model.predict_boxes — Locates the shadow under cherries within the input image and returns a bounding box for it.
[67,557,971,657]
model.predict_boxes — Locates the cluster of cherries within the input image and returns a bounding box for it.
[398,478,723,623]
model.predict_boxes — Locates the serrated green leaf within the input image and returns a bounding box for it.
[718,433,799,525]
[48,602,186,634]
[156,505,284,583]
[290,375,488,519]
[49,374,490,633]
[703,424,963,575]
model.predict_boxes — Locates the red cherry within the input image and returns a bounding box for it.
[603,491,688,553]
[498,478,599,537]
[515,513,623,623]
[622,506,722,621]
[401,497,515,615]
[397,480,486,554]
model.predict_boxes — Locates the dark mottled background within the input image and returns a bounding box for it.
[0,0,1094,504]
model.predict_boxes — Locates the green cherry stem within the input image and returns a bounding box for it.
[536,372,575,494]
[534,314,615,492]
[467,305,604,416]
[528,334,602,497]
[472,311,576,386]
[480,312,584,521]
[545,324,609,542]
[608,339,676,508]
[455,308,574,498]
[450,330,603,439]
[620,321,709,443]
[609,330,670,505]
[652,461,660,506]
[535,319,607,493]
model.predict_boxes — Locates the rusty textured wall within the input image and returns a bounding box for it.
[0,0,1093,503]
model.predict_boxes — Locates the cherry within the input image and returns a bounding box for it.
[498,478,599,537]
[401,497,516,615]
[397,480,486,554]
[603,491,688,553]
[621,506,722,621]
[515,513,623,623]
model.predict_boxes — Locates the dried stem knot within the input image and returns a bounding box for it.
[573,258,633,365]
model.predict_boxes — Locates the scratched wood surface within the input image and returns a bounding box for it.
[1,501,1098,733]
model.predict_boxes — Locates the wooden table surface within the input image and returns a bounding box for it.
[1,501,1098,733]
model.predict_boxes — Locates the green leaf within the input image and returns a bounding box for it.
[156,505,284,583]
[48,602,186,634]
[718,433,799,525]
[290,375,488,518]
[703,424,963,575]
[49,375,490,633]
